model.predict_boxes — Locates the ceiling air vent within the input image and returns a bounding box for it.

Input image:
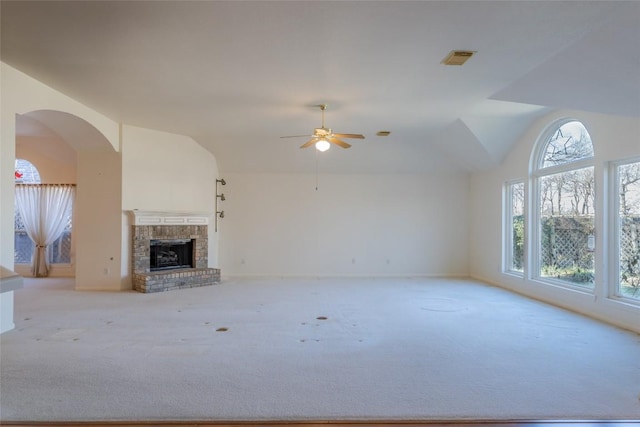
[441,50,475,66]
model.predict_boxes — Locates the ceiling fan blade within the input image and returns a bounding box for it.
[333,133,365,139]
[281,134,313,139]
[328,137,351,149]
[300,138,319,149]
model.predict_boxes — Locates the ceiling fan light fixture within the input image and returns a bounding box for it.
[282,104,363,151]
[315,139,330,152]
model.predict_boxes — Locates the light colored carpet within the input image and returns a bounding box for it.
[1,277,639,422]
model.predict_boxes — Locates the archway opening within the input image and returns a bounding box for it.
[14,110,120,288]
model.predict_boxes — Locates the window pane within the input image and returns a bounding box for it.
[14,208,73,265]
[49,231,72,264]
[14,158,41,183]
[14,198,34,263]
[541,121,594,168]
[618,161,640,300]
[539,167,595,288]
[14,230,34,264]
[507,182,525,273]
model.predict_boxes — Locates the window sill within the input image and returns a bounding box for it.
[607,294,640,309]
[531,277,595,296]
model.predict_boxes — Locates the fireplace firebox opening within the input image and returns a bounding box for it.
[150,239,194,271]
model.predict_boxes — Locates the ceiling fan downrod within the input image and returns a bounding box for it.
[319,104,327,128]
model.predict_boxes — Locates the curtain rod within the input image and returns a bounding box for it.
[15,184,77,186]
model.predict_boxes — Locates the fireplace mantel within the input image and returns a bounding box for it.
[129,210,212,226]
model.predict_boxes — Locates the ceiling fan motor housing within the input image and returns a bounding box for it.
[314,128,331,136]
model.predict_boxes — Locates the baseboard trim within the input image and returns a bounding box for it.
[2,420,639,427]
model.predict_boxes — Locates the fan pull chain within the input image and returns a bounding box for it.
[315,148,319,191]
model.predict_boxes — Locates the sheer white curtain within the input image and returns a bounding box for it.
[15,184,75,277]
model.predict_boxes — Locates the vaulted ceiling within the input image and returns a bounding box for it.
[2,1,638,174]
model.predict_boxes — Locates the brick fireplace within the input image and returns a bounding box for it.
[130,211,220,293]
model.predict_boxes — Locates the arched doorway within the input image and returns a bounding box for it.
[14,110,122,290]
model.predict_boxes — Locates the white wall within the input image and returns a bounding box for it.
[219,172,470,277]
[469,109,640,333]
[16,136,77,184]
[120,125,220,286]
[75,149,123,290]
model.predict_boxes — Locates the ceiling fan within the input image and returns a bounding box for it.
[280,104,365,151]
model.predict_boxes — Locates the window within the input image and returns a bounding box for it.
[532,120,595,289]
[505,181,525,274]
[613,159,640,301]
[14,158,40,183]
[14,159,73,265]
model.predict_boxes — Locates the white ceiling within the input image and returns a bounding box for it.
[2,1,638,174]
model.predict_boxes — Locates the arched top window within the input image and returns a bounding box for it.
[14,159,41,184]
[530,118,596,290]
[537,120,594,170]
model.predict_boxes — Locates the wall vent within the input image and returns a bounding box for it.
[441,50,475,66]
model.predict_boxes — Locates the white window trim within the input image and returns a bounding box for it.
[608,156,640,306]
[531,158,595,180]
[503,179,525,277]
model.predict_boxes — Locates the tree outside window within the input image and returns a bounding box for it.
[616,160,640,300]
